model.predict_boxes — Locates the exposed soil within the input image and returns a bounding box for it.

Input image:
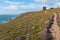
[50,12,60,40]
[41,12,60,40]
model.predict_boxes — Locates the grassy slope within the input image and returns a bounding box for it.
[54,8,60,26]
[0,9,55,40]
[49,8,60,26]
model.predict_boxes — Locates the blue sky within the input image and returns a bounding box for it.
[0,0,60,14]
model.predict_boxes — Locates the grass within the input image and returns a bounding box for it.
[0,8,57,40]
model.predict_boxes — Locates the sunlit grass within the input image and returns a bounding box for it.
[0,8,57,40]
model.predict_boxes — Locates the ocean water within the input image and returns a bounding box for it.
[0,15,18,24]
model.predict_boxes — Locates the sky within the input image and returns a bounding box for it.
[0,0,60,15]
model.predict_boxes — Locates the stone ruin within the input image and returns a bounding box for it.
[43,6,46,10]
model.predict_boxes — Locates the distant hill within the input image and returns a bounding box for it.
[0,8,60,40]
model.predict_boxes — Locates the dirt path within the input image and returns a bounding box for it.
[50,12,60,40]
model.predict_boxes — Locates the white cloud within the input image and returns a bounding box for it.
[5,1,25,5]
[33,0,60,6]
[34,0,47,2]
[34,0,47,4]
[3,0,48,10]
[18,3,41,10]
[0,0,54,15]
[0,0,25,10]
[0,3,37,10]
[0,3,49,10]
[55,3,60,7]
[0,5,18,10]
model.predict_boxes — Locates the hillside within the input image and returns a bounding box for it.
[0,8,60,40]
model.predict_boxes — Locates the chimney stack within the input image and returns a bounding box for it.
[8,16,11,22]
[43,6,46,10]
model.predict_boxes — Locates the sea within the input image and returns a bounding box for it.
[0,15,18,24]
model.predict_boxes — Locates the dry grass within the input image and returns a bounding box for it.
[0,8,57,40]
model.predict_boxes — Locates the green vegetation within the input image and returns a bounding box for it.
[0,8,58,40]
